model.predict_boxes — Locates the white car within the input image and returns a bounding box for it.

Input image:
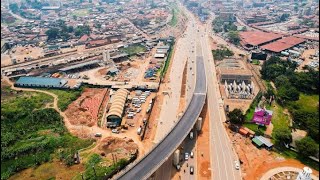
[234,161,240,170]
[190,151,194,158]
[185,153,189,160]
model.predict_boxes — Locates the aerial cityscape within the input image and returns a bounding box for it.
[1,0,319,180]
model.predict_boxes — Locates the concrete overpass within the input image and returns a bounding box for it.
[113,56,207,180]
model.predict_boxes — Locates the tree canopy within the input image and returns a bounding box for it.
[295,137,319,157]
[272,127,292,148]
[227,108,245,125]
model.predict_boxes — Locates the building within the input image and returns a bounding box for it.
[59,60,101,73]
[15,77,67,88]
[239,31,283,49]
[260,36,306,53]
[252,108,273,125]
[297,167,313,180]
[106,89,129,127]
[252,135,273,150]
[219,68,253,84]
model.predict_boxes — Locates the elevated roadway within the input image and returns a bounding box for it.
[113,56,207,180]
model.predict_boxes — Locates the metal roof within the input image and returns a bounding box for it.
[59,60,100,71]
[252,137,263,147]
[15,76,67,87]
[256,136,273,147]
[107,89,129,119]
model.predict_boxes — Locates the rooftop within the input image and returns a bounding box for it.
[240,31,283,46]
[15,77,67,87]
[260,36,306,53]
[59,60,100,71]
[220,68,252,76]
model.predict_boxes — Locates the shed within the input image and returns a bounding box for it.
[106,89,129,127]
[239,128,249,136]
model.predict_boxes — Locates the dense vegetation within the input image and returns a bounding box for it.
[75,154,129,180]
[1,89,93,179]
[212,48,234,60]
[260,56,319,156]
[46,20,91,41]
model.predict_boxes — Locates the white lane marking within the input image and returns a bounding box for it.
[198,25,225,180]
[202,24,238,180]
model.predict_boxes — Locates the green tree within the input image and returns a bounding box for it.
[295,137,319,157]
[9,3,19,13]
[227,31,240,45]
[277,86,299,102]
[272,127,292,148]
[227,108,245,125]
[274,75,291,88]
[46,28,60,41]
[67,26,74,33]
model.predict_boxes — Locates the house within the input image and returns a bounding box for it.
[252,108,273,125]
[252,135,273,150]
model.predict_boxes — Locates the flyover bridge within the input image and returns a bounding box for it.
[113,56,207,180]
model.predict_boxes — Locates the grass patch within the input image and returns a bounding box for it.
[270,103,291,131]
[243,123,266,135]
[168,7,178,26]
[289,94,319,113]
[73,154,130,180]
[119,45,146,57]
[71,9,89,17]
[45,89,82,111]
[252,59,260,65]
[274,149,319,171]
[1,88,94,180]
[160,42,175,78]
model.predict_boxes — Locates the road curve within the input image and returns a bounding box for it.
[113,57,207,180]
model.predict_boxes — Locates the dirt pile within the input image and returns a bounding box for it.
[65,88,108,127]
[97,137,138,160]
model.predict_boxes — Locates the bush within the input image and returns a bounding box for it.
[272,127,292,148]
[228,108,245,125]
[296,137,319,157]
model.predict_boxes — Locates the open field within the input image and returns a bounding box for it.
[71,9,89,17]
[119,45,146,56]
[46,89,83,111]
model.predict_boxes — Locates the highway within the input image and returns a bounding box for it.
[114,54,207,180]
[198,16,242,180]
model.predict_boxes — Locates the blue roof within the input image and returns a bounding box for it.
[15,77,67,88]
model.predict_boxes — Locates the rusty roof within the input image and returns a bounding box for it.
[240,31,283,46]
[260,36,305,53]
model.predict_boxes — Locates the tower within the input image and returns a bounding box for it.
[296,167,312,180]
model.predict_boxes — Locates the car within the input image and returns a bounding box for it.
[234,160,240,170]
[190,151,194,158]
[94,133,102,137]
[185,153,189,160]
[190,166,194,174]
[136,108,142,113]
[189,131,194,139]
[112,129,119,134]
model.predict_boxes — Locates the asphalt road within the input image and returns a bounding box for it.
[198,17,242,180]
[114,51,206,180]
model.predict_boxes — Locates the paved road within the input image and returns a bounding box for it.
[114,52,206,180]
[197,16,242,180]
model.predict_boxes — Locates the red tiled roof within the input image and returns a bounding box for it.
[79,34,89,42]
[240,31,283,46]
[260,36,305,53]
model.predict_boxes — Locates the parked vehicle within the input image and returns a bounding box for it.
[95,133,102,137]
[190,166,194,174]
[190,151,194,158]
[185,152,189,160]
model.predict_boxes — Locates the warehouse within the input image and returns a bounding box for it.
[15,76,67,88]
[59,60,101,73]
[106,89,129,127]
[219,68,253,84]
[260,36,306,53]
[239,31,282,49]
